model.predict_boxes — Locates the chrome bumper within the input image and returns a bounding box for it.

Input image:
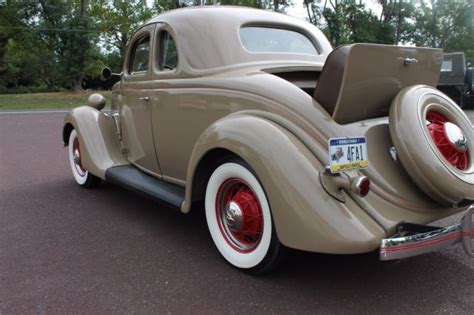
[380,205,473,260]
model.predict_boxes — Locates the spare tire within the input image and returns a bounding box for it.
[389,85,474,205]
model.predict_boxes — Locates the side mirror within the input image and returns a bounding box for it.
[102,67,112,80]
[102,67,122,80]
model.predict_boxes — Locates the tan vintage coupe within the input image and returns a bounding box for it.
[63,6,473,274]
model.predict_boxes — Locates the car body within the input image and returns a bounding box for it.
[63,6,473,273]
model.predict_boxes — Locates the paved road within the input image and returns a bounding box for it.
[0,112,473,314]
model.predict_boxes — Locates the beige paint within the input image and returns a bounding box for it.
[63,107,129,178]
[184,114,386,253]
[63,7,473,253]
[148,7,333,73]
[120,24,162,175]
[326,44,443,124]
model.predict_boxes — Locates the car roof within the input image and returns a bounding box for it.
[145,6,332,71]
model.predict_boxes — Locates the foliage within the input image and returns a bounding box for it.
[0,1,37,87]
[307,0,417,46]
[411,0,474,63]
[90,0,173,61]
[304,0,473,64]
[0,0,473,94]
[188,0,291,12]
[219,0,266,9]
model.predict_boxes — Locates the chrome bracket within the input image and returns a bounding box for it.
[320,166,370,202]
[403,57,418,65]
[112,112,122,141]
[320,167,346,203]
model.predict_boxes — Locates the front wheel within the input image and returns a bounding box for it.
[67,129,100,188]
[205,160,284,274]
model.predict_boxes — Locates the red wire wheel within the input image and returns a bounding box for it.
[426,111,469,171]
[205,162,281,273]
[215,179,264,253]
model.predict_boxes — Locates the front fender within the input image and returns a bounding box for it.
[185,115,386,254]
[63,106,128,178]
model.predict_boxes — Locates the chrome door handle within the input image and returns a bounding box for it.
[138,96,150,101]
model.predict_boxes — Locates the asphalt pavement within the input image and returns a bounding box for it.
[0,112,473,314]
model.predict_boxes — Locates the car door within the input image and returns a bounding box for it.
[150,25,231,184]
[120,24,162,177]
[148,26,183,183]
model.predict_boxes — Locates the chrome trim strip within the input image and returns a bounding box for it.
[380,205,473,260]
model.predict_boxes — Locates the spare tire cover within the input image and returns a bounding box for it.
[389,85,474,205]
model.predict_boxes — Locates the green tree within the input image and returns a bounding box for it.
[219,0,266,8]
[91,0,173,65]
[376,0,417,45]
[0,1,37,88]
[31,0,102,91]
[307,0,381,47]
[188,0,291,12]
[411,0,474,62]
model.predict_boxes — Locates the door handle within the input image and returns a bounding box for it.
[138,96,150,101]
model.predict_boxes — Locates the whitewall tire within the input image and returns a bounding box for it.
[205,160,283,274]
[68,129,100,188]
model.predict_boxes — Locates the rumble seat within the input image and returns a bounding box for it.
[313,45,350,118]
[313,43,443,124]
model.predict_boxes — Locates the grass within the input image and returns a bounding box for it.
[0,91,112,110]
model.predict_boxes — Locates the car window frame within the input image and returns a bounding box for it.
[152,23,181,79]
[157,30,179,72]
[129,35,151,75]
[239,23,322,56]
[123,24,156,83]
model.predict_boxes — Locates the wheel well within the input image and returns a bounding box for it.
[63,123,74,146]
[190,148,240,205]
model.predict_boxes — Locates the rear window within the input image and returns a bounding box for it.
[240,26,318,55]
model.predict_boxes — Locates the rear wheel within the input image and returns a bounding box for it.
[205,160,284,275]
[68,129,100,188]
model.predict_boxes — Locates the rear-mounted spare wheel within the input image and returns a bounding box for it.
[389,85,474,205]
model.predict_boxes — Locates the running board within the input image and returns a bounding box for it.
[105,165,185,208]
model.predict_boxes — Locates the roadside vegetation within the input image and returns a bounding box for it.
[0,91,112,110]
[0,0,472,104]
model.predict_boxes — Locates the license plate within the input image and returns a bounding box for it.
[328,137,368,173]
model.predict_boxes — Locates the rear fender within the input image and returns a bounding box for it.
[63,106,129,178]
[185,114,386,254]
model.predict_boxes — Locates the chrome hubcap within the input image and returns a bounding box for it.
[427,111,469,170]
[444,122,467,152]
[224,201,243,231]
[216,179,264,253]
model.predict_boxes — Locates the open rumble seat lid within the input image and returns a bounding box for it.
[314,44,443,124]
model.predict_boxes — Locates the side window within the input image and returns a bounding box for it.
[130,36,150,74]
[158,31,178,71]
